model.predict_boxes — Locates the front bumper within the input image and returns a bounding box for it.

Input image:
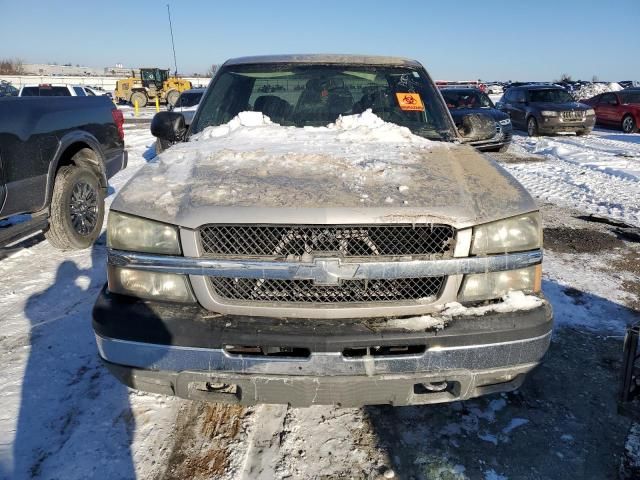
[93,288,553,406]
[538,116,596,133]
[469,124,513,152]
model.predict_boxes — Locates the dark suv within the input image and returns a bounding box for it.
[496,85,595,136]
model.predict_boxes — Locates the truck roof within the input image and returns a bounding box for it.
[223,54,422,68]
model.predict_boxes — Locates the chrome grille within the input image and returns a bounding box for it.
[199,224,455,258]
[209,276,446,304]
[561,110,584,121]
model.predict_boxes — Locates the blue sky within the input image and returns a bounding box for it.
[3,0,639,81]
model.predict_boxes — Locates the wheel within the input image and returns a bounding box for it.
[45,164,104,250]
[622,115,638,134]
[130,91,147,108]
[527,116,539,137]
[166,89,180,107]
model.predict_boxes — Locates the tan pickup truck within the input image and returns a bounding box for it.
[93,54,552,407]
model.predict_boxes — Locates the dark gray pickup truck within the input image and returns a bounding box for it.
[0,96,127,250]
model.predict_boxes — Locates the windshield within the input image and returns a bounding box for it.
[142,69,164,83]
[21,86,71,96]
[529,89,574,103]
[191,64,455,141]
[178,91,203,108]
[441,90,493,109]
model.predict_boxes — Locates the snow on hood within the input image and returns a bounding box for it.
[113,110,536,228]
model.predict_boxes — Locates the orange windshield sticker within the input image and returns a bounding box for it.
[396,92,425,111]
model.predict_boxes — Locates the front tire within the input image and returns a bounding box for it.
[45,165,104,250]
[622,115,638,134]
[527,117,539,137]
[130,91,148,108]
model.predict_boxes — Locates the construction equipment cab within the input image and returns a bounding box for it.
[114,68,191,108]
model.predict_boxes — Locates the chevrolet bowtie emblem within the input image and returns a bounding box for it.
[296,258,360,286]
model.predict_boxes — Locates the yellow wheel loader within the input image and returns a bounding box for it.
[114,68,191,108]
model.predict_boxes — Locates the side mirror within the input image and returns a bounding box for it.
[459,113,496,142]
[151,111,186,143]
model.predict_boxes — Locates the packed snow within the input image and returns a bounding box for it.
[113,109,532,228]
[116,109,445,217]
[385,292,545,331]
[572,82,622,101]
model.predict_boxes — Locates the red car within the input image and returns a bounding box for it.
[582,90,640,133]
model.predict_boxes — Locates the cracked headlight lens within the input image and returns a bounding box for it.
[471,212,542,254]
[108,211,180,254]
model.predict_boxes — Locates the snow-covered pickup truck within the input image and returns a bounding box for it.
[94,55,552,407]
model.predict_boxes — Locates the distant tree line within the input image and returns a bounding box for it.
[0,58,25,75]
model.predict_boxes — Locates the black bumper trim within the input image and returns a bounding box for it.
[92,286,553,353]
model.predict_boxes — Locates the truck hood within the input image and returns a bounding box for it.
[113,111,536,229]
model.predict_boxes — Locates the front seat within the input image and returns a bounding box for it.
[253,95,292,124]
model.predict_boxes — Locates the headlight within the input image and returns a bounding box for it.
[585,108,595,116]
[108,211,180,254]
[499,118,511,125]
[458,266,541,302]
[108,265,195,303]
[540,111,558,117]
[471,212,542,255]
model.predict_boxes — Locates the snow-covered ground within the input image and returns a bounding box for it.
[0,120,638,480]
[504,129,640,226]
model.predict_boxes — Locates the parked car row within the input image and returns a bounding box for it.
[490,83,640,137]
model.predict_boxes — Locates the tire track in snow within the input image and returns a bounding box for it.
[158,401,247,480]
[505,134,640,226]
[506,160,640,225]
[238,404,288,480]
